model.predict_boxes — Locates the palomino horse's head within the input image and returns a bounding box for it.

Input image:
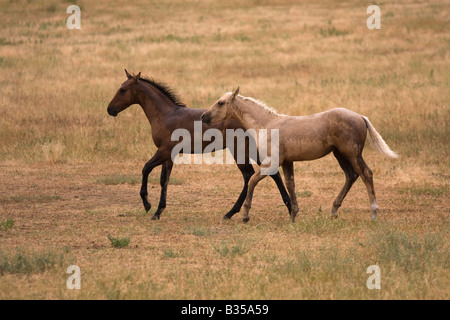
[201,87,240,125]
[107,69,141,117]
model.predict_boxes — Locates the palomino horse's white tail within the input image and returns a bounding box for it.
[362,116,399,159]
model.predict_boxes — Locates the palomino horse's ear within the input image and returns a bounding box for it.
[231,87,240,100]
[124,69,133,79]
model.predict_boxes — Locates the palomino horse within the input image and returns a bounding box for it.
[201,87,398,222]
[107,71,292,220]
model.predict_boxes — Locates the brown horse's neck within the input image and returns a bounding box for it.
[136,81,179,126]
[232,97,279,130]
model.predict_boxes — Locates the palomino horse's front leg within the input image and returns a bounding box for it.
[281,162,299,222]
[140,149,170,214]
[224,164,291,220]
[151,160,173,220]
[223,164,253,219]
[241,167,269,223]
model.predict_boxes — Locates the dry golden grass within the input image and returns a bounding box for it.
[0,0,448,299]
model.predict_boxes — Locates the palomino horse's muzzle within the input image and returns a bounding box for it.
[200,112,211,125]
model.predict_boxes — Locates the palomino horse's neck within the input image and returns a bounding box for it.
[136,81,179,125]
[233,97,280,130]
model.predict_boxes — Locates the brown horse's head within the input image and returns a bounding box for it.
[107,69,141,117]
[201,87,239,125]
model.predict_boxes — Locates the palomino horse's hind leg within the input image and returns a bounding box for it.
[331,150,359,218]
[151,160,173,220]
[281,161,299,222]
[349,155,378,220]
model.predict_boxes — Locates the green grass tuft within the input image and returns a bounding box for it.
[319,22,349,37]
[296,190,313,197]
[213,240,250,257]
[0,218,14,232]
[162,249,184,258]
[107,234,130,248]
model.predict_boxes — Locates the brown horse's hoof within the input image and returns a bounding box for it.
[144,203,151,212]
[223,215,231,220]
[151,214,160,220]
[242,217,250,223]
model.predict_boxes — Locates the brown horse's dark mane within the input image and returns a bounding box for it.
[138,76,186,108]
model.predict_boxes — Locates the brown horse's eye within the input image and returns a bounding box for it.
[119,88,126,94]
[218,101,224,106]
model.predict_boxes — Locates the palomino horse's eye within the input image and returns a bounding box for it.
[218,101,224,106]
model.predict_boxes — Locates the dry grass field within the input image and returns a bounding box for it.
[0,0,449,300]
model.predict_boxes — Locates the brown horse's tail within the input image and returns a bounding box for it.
[362,116,399,159]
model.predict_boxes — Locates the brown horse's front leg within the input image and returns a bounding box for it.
[140,150,169,214]
[151,160,173,220]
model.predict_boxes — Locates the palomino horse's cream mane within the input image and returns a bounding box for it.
[230,92,285,117]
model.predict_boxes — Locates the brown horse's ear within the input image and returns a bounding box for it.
[125,69,132,79]
[132,72,141,83]
[231,87,240,100]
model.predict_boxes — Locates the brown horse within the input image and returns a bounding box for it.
[201,88,398,222]
[107,71,292,220]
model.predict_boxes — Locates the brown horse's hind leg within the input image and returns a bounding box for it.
[348,154,378,220]
[281,161,299,222]
[151,160,174,220]
[331,150,359,218]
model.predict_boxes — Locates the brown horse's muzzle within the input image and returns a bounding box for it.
[107,106,118,117]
